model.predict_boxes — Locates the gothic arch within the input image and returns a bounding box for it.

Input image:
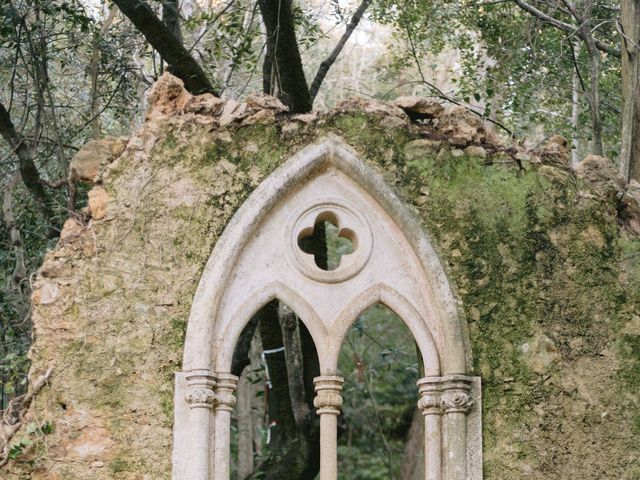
[214,281,328,373]
[172,136,482,480]
[328,283,441,375]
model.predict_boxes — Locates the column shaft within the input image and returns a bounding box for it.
[213,373,238,480]
[444,412,467,480]
[185,370,217,480]
[320,413,338,480]
[418,377,443,480]
[314,375,344,480]
[440,376,473,480]
[425,414,442,480]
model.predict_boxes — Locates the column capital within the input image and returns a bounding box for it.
[313,375,344,416]
[185,369,217,409]
[215,373,239,412]
[417,377,443,415]
[417,375,474,415]
[440,375,473,414]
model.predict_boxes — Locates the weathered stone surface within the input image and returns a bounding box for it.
[404,139,442,160]
[515,151,531,162]
[394,96,444,120]
[59,217,84,241]
[291,113,318,124]
[414,194,429,206]
[380,115,409,129]
[242,109,276,126]
[463,146,487,158]
[520,333,560,374]
[245,93,287,112]
[183,93,224,116]
[623,315,640,335]
[282,122,301,137]
[574,154,625,198]
[544,134,570,166]
[69,137,127,183]
[88,186,111,220]
[146,72,192,119]
[67,426,115,461]
[435,106,484,146]
[219,99,250,127]
[336,96,407,118]
[619,179,640,235]
[32,281,60,305]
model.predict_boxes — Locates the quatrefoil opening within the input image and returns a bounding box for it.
[297,211,357,271]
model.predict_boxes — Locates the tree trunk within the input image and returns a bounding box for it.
[162,0,183,44]
[399,410,425,480]
[571,62,581,166]
[257,0,312,113]
[254,301,311,480]
[583,36,604,156]
[0,102,55,224]
[620,0,640,182]
[113,0,217,95]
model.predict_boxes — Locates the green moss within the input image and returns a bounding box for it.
[619,335,640,433]
[109,457,129,475]
[12,111,640,479]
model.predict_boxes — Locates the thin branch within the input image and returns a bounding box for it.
[0,367,53,467]
[309,0,372,102]
[512,0,620,56]
[188,0,236,53]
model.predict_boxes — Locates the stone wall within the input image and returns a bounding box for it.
[2,74,639,479]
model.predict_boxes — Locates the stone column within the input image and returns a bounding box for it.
[214,373,238,480]
[441,376,473,480]
[314,375,344,480]
[417,377,443,480]
[185,370,217,480]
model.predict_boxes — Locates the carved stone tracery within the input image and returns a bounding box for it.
[173,137,482,480]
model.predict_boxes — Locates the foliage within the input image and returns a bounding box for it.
[338,304,419,480]
[373,0,621,158]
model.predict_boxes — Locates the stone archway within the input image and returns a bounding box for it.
[172,136,482,480]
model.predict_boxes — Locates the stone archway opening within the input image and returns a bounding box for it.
[337,303,422,480]
[172,136,482,480]
[228,300,322,480]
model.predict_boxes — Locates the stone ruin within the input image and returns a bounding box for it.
[1,73,639,480]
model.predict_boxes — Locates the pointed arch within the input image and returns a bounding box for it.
[213,281,329,372]
[327,283,441,375]
[182,135,470,375]
[174,135,481,480]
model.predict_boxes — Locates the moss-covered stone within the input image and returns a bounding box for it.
[2,107,638,480]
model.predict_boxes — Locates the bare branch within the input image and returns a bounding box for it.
[0,101,56,223]
[113,0,218,95]
[309,0,373,102]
